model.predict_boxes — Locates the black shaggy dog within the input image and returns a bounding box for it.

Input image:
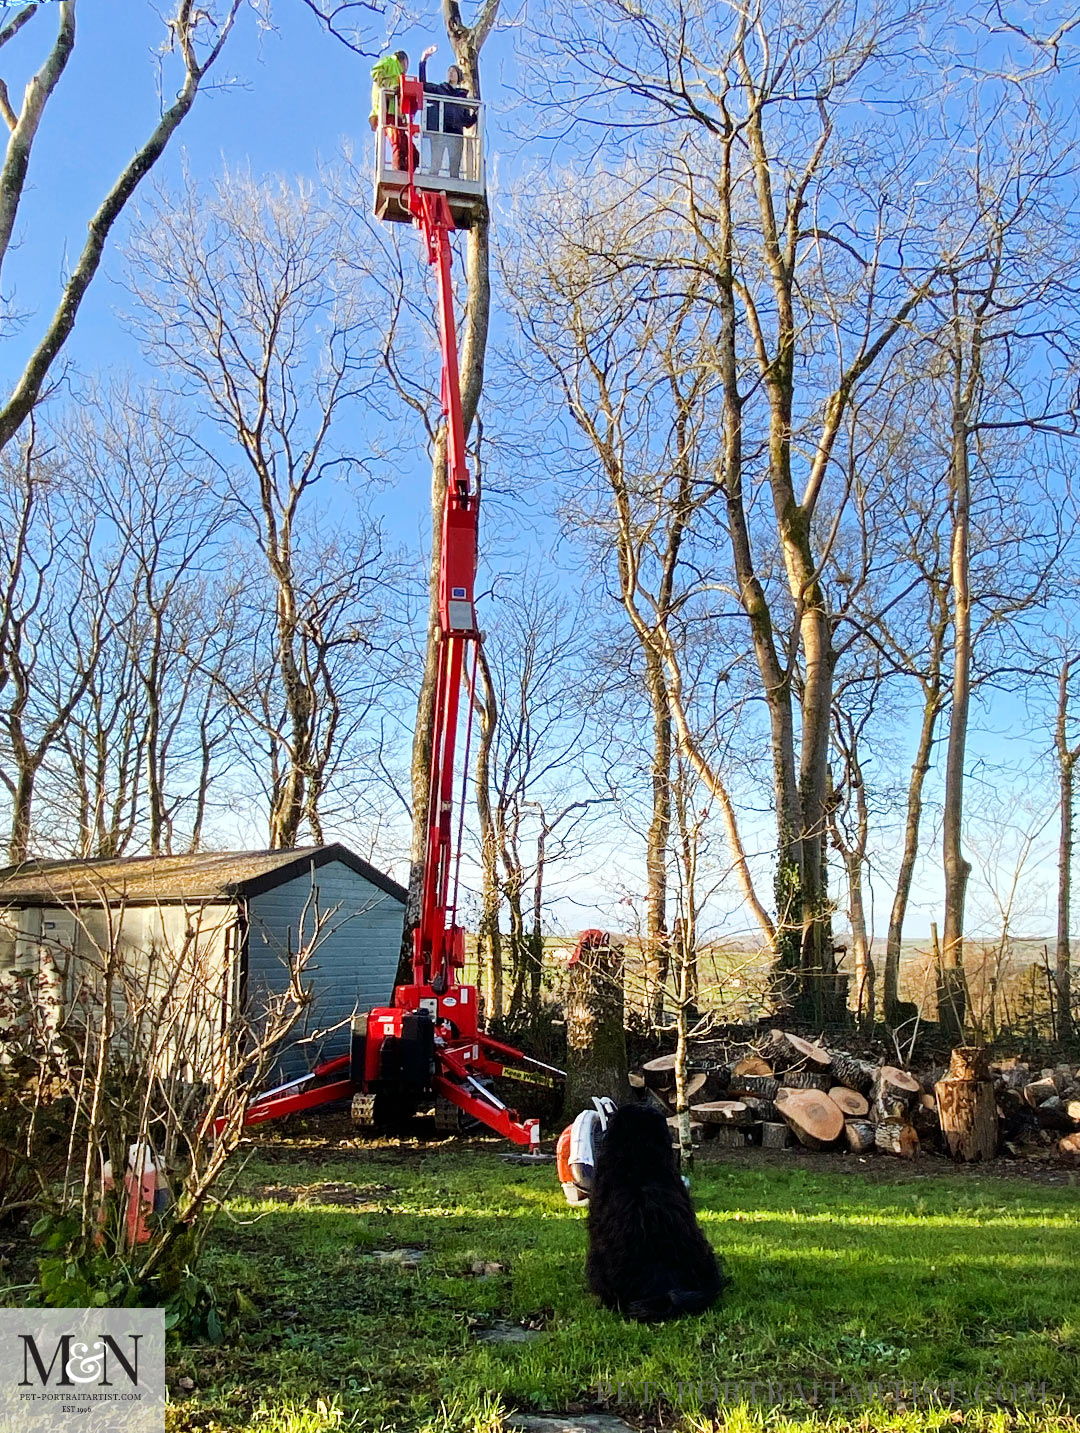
[585,1102,726,1321]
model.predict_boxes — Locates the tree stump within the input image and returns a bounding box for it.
[874,1120,919,1158]
[827,1086,870,1118]
[935,1056,998,1162]
[562,934,628,1119]
[761,1121,793,1149]
[774,1087,844,1150]
[844,1118,876,1154]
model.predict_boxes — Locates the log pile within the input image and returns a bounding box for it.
[633,1034,1080,1163]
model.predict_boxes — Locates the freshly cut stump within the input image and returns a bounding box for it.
[774,1087,844,1150]
[935,1071,998,1162]
[761,1121,793,1150]
[874,1120,919,1158]
[691,1100,752,1128]
[844,1118,876,1154]
[827,1086,870,1118]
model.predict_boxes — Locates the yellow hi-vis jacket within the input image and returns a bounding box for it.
[370,52,405,124]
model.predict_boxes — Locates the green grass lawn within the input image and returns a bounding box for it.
[169,1143,1080,1433]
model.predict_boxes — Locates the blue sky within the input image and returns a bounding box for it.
[2,1,1074,946]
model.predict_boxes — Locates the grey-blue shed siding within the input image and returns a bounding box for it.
[245,861,403,1081]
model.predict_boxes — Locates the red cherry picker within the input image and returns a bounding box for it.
[226,73,562,1146]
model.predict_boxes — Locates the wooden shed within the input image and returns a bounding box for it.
[0,844,406,1082]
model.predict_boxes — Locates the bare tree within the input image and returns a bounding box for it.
[125,172,398,849]
[477,575,606,1028]
[1054,650,1079,1039]
[0,0,245,455]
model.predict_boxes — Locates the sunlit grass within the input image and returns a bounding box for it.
[167,1149,1080,1433]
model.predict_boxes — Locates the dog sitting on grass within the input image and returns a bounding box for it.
[585,1102,726,1322]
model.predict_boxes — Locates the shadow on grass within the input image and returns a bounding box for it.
[172,1151,1080,1433]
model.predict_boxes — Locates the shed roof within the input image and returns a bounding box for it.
[0,843,407,908]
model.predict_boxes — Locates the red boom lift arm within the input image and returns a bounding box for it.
[219,75,561,1147]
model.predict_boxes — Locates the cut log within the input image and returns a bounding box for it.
[844,1118,876,1154]
[641,1054,677,1090]
[711,1126,747,1148]
[827,1087,870,1118]
[774,1087,845,1150]
[1065,1100,1080,1125]
[911,1101,941,1143]
[667,1118,704,1145]
[767,1031,832,1072]
[872,1066,921,1121]
[732,1055,774,1078]
[1034,1097,1073,1132]
[1023,1077,1058,1108]
[691,1100,752,1128]
[761,1121,793,1150]
[947,1046,990,1082]
[728,1074,780,1100]
[829,1050,876,1095]
[919,1092,937,1110]
[935,1076,998,1162]
[1058,1132,1080,1160]
[685,1072,710,1102]
[628,1070,645,1089]
[781,1070,833,1092]
[874,1121,919,1158]
[1000,1064,1031,1092]
[739,1096,779,1123]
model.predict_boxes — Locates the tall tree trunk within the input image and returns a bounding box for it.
[644,646,671,1025]
[846,853,872,1028]
[884,668,944,1022]
[940,396,972,1040]
[1055,655,1077,1040]
[473,646,502,1019]
[401,0,499,972]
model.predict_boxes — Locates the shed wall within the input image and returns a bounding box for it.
[245,860,402,1080]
